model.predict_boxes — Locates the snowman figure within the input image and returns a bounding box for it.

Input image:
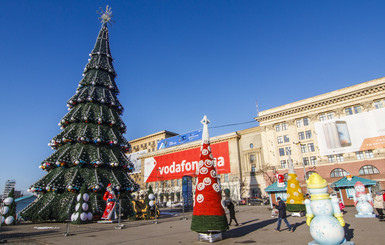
[305,173,352,245]
[353,181,375,218]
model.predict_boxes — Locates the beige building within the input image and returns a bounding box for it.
[127,126,265,203]
[255,76,385,192]
[128,130,178,188]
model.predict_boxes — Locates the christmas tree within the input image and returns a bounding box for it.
[191,116,228,233]
[2,188,16,225]
[21,6,139,222]
[286,158,306,212]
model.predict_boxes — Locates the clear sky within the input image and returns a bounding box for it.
[1,0,385,194]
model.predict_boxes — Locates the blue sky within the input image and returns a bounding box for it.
[1,0,385,193]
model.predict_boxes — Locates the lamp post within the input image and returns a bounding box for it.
[293,141,307,181]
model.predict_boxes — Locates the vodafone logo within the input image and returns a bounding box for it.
[145,141,230,183]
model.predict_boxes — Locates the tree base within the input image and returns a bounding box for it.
[191,215,228,233]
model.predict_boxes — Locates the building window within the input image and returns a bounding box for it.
[296,119,303,127]
[310,156,317,165]
[374,99,385,109]
[298,132,305,140]
[327,155,335,163]
[305,130,312,139]
[306,171,317,179]
[336,154,344,162]
[303,157,309,166]
[365,150,374,158]
[224,174,229,182]
[356,151,364,160]
[330,168,348,178]
[277,136,283,144]
[280,160,287,169]
[275,123,288,132]
[359,165,380,175]
[279,148,285,156]
[285,147,291,155]
[319,114,327,121]
[345,105,362,115]
[251,164,256,173]
[300,144,307,153]
[283,135,290,143]
[308,143,315,152]
[177,179,180,186]
[297,118,309,127]
[327,112,335,120]
[249,154,256,163]
[250,143,254,149]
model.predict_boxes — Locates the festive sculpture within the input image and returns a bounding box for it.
[191,116,228,242]
[305,173,352,245]
[286,159,305,214]
[1,188,16,226]
[353,181,375,218]
[102,183,118,220]
[275,171,285,188]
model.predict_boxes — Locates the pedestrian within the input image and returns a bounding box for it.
[273,197,293,232]
[226,199,239,226]
[338,198,345,212]
[373,192,385,220]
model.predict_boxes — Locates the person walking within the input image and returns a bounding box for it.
[373,192,385,220]
[273,197,293,232]
[226,199,239,226]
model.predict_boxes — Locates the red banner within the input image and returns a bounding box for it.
[144,141,230,182]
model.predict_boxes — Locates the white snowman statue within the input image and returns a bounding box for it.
[305,173,352,245]
[353,181,375,218]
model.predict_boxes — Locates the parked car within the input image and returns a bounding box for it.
[247,198,264,206]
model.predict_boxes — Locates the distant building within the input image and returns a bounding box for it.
[3,179,16,198]
[128,130,179,189]
[255,76,385,193]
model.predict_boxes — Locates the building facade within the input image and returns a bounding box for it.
[127,126,265,203]
[128,130,178,189]
[255,77,385,193]
[3,179,16,199]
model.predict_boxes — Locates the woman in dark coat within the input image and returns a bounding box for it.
[273,197,293,232]
[226,200,239,226]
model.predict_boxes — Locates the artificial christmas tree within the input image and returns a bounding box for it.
[21,6,139,222]
[191,116,228,239]
[286,158,306,213]
[1,188,16,225]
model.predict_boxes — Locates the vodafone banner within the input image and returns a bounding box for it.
[144,141,230,182]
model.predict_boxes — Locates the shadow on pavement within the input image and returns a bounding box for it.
[223,218,276,238]
[240,219,259,225]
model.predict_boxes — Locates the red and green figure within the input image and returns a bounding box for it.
[191,116,228,233]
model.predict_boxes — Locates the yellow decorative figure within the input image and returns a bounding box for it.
[286,159,305,213]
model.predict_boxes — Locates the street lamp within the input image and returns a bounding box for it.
[293,141,307,181]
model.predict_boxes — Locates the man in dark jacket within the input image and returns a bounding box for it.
[273,197,293,232]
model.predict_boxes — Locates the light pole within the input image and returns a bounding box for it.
[293,141,307,181]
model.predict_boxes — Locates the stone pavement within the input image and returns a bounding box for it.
[1,206,384,244]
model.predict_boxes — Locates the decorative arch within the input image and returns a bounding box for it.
[330,168,348,178]
[359,165,380,175]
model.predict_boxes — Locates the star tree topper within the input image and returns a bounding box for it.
[98,5,114,25]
